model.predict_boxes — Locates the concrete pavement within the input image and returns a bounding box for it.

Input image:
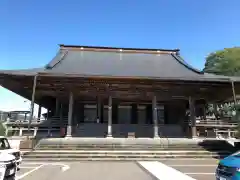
[162,158,218,180]
[17,159,218,180]
[17,161,156,180]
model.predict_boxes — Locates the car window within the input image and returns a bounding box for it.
[0,138,10,149]
[234,154,240,158]
[233,151,240,158]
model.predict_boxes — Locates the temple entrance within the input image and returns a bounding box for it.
[68,99,184,138]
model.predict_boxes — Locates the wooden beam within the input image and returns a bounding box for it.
[2,74,232,91]
[2,77,221,102]
[0,72,233,88]
[16,80,224,93]
[0,75,234,103]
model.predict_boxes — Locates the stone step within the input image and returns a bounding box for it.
[23,156,224,162]
[36,142,231,146]
[35,146,231,150]
[35,146,234,152]
[36,143,208,147]
[37,143,202,146]
[35,146,204,150]
[25,150,230,155]
[36,144,207,147]
[23,150,231,160]
[23,153,229,160]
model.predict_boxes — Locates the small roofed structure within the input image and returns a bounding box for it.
[0,44,239,138]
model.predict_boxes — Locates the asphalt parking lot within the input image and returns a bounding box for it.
[17,162,66,180]
[17,161,156,180]
[161,158,218,180]
[17,159,218,180]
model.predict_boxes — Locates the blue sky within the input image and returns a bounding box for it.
[0,0,239,113]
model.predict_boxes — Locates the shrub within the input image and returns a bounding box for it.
[236,123,240,139]
[0,122,6,136]
[234,104,240,138]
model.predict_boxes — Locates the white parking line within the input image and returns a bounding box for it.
[185,173,215,175]
[21,162,48,165]
[22,162,70,172]
[19,166,39,169]
[138,161,196,180]
[158,158,219,161]
[16,162,70,180]
[20,162,70,172]
[16,164,44,180]
[170,164,216,167]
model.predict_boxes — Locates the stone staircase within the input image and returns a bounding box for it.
[22,139,237,161]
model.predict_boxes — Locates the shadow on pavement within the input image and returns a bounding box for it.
[198,140,238,159]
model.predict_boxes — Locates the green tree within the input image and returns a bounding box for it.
[204,47,240,76]
[204,47,240,138]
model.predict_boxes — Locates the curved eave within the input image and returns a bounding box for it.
[230,76,240,82]
[204,73,240,83]
[0,68,238,84]
[37,71,232,83]
[0,68,43,77]
[171,54,203,74]
[221,95,240,103]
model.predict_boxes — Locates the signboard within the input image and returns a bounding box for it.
[0,164,6,180]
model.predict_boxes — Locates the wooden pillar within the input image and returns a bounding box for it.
[37,105,42,120]
[66,92,74,137]
[107,96,112,137]
[152,95,159,138]
[100,102,104,123]
[19,128,23,137]
[79,103,84,123]
[112,102,118,124]
[213,103,219,120]
[97,97,101,123]
[231,81,237,106]
[189,96,197,138]
[164,104,169,124]
[203,104,207,120]
[28,74,38,132]
[55,98,60,116]
[60,103,63,128]
[146,104,153,124]
[131,104,138,124]
[213,104,218,116]
[47,109,51,136]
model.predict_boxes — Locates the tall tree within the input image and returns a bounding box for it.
[204,47,240,138]
[203,47,240,76]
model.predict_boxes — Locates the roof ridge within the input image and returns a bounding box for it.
[59,44,180,53]
[171,53,203,74]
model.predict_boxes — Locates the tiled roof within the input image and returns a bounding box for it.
[44,49,203,78]
[0,44,238,82]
